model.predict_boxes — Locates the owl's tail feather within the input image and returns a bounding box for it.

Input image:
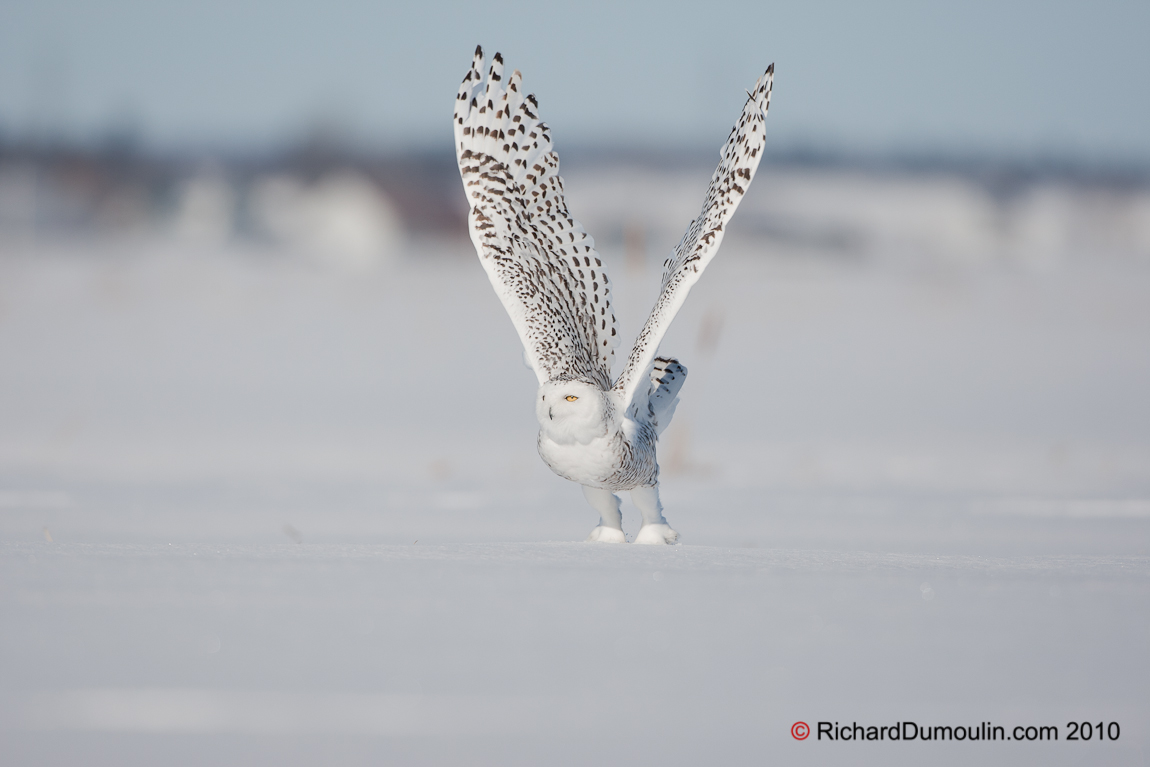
[649,357,687,435]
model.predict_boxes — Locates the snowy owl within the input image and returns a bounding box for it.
[454,46,773,544]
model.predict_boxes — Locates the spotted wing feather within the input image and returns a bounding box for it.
[648,357,686,435]
[455,46,618,388]
[613,66,774,409]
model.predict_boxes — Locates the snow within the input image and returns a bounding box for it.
[2,192,1149,764]
[2,540,1147,765]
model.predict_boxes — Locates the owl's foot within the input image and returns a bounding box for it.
[633,523,679,545]
[586,525,628,543]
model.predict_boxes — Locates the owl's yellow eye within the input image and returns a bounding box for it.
[565,395,579,402]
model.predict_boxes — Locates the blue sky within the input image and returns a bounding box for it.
[1,0,1148,160]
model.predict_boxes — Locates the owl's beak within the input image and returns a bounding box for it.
[548,407,553,420]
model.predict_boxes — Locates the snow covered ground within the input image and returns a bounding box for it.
[1,198,1149,764]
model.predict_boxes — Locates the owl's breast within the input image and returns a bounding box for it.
[537,422,658,491]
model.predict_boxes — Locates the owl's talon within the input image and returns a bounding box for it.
[586,526,627,543]
[633,523,679,545]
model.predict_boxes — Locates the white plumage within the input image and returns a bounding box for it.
[455,46,773,544]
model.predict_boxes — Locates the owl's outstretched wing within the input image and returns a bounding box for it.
[455,46,618,389]
[613,65,774,410]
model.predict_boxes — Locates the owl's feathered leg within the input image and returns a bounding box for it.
[583,485,627,543]
[631,484,680,545]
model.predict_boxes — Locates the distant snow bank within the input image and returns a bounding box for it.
[4,160,1149,268]
[564,167,1150,267]
[247,171,401,268]
[0,164,404,269]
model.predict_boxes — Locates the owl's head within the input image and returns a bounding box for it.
[536,379,610,445]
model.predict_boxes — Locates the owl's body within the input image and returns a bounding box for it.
[537,386,655,491]
[454,47,772,543]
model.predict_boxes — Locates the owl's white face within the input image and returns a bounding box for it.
[536,380,609,445]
